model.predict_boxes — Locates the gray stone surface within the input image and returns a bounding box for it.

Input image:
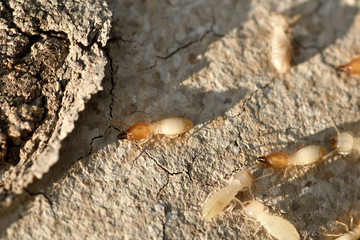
[1,0,360,239]
[0,0,111,222]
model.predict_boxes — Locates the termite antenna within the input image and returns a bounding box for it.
[335,46,351,59]
[232,198,245,211]
[110,119,131,128]
[328,117,340,135]
[253,168,275,182]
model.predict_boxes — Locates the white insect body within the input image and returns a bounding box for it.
[271,14,292,74]
[330,132,360,156]
[148,117,194,136]
[289,145,327,165]
[244,201,300,240]
[201,170,253,220]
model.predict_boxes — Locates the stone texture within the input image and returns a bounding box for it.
[1,0,360,239]
[0,0,111,219]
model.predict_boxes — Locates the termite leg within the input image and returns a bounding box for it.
[282,165,293,179]
[137,138,150,147]
[252,225,262,237]
[243,185,255,200]
[133,113,151,125]
[322,233,341,237]
[225,201,237,213]
[335,220,350,232]
[253,168,275,181]
[322,150,336,161]
[349,216,354,229]
[202,191,213,209]
[232,197,245,210]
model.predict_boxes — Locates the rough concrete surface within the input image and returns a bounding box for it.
[0,0,111,225]
[1,0,360,239]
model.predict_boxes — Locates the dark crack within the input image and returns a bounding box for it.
[143,150,183,176]
[228,79,273,120]
[139,60,157,72]
[76,126,112,161]
[157,176,169,199]
[108,35,134,43]
[24,188,57,219]
[155,30,214,60]
[143,150,186,198]
[104,45,115,119]
[210,7,225,38]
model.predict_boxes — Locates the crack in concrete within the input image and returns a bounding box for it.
[143,150,187,198]
[143,150,183,176]
[157,177,170,199]
[108,35,135,43]
[104,45,115,119]
[155,29,217,60]
[24,188,57,220]
[210,6,225,38]
[76,127,112,161]
[139,60,157,72]
[229,79,274,120]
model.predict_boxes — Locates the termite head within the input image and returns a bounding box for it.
[257,152,289,169]
[337,64,352,73]
[330,132,354,155]
[244,201,264,217]
[117,132,128,140]
[118,122,149,141]
[271,14,288,29]
[233,170,253,187]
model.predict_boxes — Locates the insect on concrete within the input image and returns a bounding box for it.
[201,170,254,220]
[270,14,293,74]
[243,200,300,240]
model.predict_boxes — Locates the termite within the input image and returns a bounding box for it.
[338,57,360,74]
[325,217,360,240]
[201,170,254,220]
[270,14,292,74]
[243,200,300,240]
[257,145,327,169]
[117,117,194,143]
[330,131,360,156]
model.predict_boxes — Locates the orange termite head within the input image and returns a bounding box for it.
[117,122,149,141]
[117,132,128,140]
[257,152,289,169]
[337,57,360,74]
[337,64,352,73]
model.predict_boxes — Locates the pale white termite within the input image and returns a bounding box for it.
[257,145,327,169]
[325,218,360,240]
[244,200,300,240]
[270,14,292,74]
[118,117,194,142]
[330,132,360,156]
[201,170,253,220]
